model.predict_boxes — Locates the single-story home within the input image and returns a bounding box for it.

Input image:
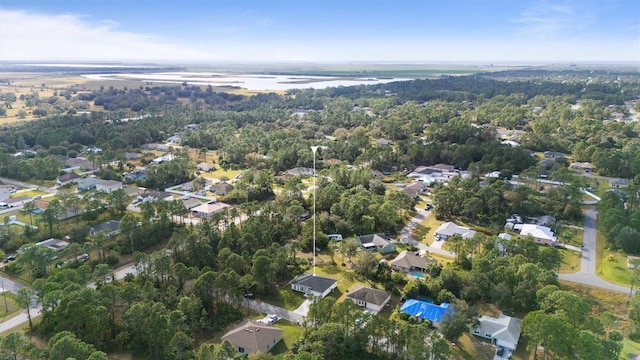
[375,138,393,146]
[150,154,175,165]
[191,202,231,218]
[286,167,315,177]
[64,158,97,171]
[390,250,437,273]
[536,215,556,227]
[570,162,594,173]
[404,182,427,199]
[137,190,173,204]
[77,177,103,191]
[400,299,454,327]
[610,178,631,188]
[214,182,235,196]
[182,197,202,210]
[56,172,81,187]
[35,238,70,252]
[543,151,566,159]
[124,186,146,197]
[356,233,396,254]
[471,314,522,351]
[125,152,139,160]
[184,124,199,131]
[346,284,391,314]
[0,196,30,208]
[514,224,557,245]
[90,220,121,237]
[95,180,123,193]
[434,222,476,241]
[221,320,283,355]
[628,256,640,269]
[196,162,216,172]
[290,273,338,299]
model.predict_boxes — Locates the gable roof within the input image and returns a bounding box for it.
[182,198,202,209]
[514,224,556,242]
[221,320,283,354]
[57,172,81,183]
[91,220,120,234]
[400,299,452,322]
[346,285,390,306]
[475,315,522,347]
[391,250,437,270]
[291,273,337,294]
[435,222,476,239]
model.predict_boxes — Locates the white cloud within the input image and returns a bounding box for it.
[512,1,581,39]
[0,9,210,61]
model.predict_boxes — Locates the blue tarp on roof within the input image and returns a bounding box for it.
[400,299,453,322]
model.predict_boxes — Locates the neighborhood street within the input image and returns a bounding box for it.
[399,209,456,258]
[559,208,631,294]
[243,298,306,324]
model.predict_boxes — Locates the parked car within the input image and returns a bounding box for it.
[497,346,504,356]
[3,255,16,263]
[266,314,279,324]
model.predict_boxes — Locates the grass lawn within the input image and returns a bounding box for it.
[14,189,47,198]
[201,168,243,182]
[258,288,306,311]
[313,263,363,301]
[414,215,444,246]
[621,337,640,360]
[558,249,581,273]
[272,320,304,355]
[556,226,584,247]
[596,231,633,286]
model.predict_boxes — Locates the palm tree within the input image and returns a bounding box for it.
[21,201,36,228]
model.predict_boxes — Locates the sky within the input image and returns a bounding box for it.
[1,0,639,63]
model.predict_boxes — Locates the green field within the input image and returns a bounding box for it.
[596,231,634,286]
[559,249,581,273]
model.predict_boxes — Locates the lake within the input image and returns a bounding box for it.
[82,72,412,91]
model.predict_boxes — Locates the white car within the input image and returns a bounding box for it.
[266,314,279,324]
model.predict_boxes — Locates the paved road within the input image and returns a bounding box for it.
[399,209,455,257]
[243,298,305,324]
[559,208,631,294]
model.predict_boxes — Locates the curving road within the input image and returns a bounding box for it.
[559,208,631,294]
[399,209,455,257]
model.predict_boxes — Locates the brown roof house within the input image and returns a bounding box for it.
[221,320,283,355]
[390,250,437,273]
[214,182,235,196]
[346,285,391,314]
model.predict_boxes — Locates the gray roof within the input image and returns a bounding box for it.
[356,233,391,247]
[57,172,81,183]
[391,250,437,270]
[91,220,120,234]
[221,320,283,354]
[435,222,476,239]
[474,315,521,347]
[291,274,337,293]
[346,285,390,306]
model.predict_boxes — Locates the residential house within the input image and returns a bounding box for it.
[375,138,393,146]
[90,220,121,237]
[138,190,173,204]
[543,151,566,159]
[356,233,396,254]
[400,299,454,328]
[290,273,338,299]
[191,202,231,218]
[570,162,594,173]
[434,222,476,241]
[167,135,181,143]
[609,178,631,188]
[471,314,522,351]
[221,320,283,355]
[214,182,235,196]
[33,199,49,213]
[150,154,175,165]
[181,178,212,192]
[537,215,556,227]
[286,167,315,177]
[125,152,139,160]
[95,180,123,193]
[0,196,30,208]
[514,224,557,245]
[124,170,148,182]
[124,186,146,197]
[390,250,437,273]
[35,238,70,252]
[184,124,199,131]
[628,256,640,269]
[538,159,555,167]
[196,162,216,172]
[404,182,426,199]
[346,285,391,314]
[64,157,97,171]
[496,233,512,253]
[182,197,202,210]
[56,172,81,187]
[76,177,103,191]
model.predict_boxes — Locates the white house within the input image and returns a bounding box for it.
[95,180,123,193]
[514,224,556,245]
[290,273,337,299]
[346,285,391,314]
[435,222,476,241]
[471,314,522,351]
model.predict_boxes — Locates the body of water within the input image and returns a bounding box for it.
[82,72,412,91]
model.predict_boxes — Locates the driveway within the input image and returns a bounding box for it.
[399,209,456,258]
[243,298,305,324]
[558,208,631,294]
